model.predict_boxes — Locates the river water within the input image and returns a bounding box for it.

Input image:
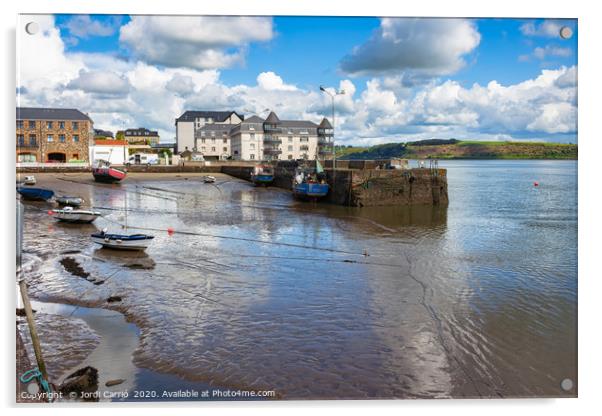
[19,160,577,400]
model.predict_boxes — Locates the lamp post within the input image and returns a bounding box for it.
[320,86,345,195]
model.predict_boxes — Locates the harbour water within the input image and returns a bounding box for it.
[18,160,577,399]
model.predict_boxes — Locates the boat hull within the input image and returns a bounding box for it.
[52,210,100,223]
[56,196,83,206]
[91,233,154,250]
[293,183,329,199]
[92,167,127,183]
[17,187,55,201]
[252,174,274,185]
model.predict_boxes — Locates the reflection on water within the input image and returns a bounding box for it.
[21,162,577,399]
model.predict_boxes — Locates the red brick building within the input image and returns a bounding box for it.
[16,107,93,163]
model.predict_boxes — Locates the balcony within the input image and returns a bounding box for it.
[263,148,282,155]
[263,125,282,133]
[263,136,282,144]
[318,137,332,144]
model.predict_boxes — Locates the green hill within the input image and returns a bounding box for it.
[338,140,577,160]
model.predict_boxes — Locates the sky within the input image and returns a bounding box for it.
[17,15,578,145]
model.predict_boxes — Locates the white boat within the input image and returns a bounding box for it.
[50,206,101,223]
[91,229,154,250]
[23,176,36,185]
[203,175,216,183]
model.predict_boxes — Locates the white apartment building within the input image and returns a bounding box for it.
[176,110,333,161]
[175,110,244,154]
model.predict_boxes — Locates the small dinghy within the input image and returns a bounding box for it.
[92,160,127,183]
[23,176,36,185]
[50,206,101,223]
[56,196,84,207]
[17,187,54,201]
[91,229,154,250]
[203,175,216,183]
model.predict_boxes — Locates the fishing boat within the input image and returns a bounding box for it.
[56,196,84,207]
[251,165,275,186]
[23,176,36,185]
[203,175,216,183]
[17,187,54,201]
[92,160,127,183]
[292,160,329,200]
[91,229,154,250]
[50,206,101,223]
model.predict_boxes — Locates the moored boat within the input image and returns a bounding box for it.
[56,196,84,206]
[92,160,127,183]
[50,206,101,223]
[203,175,216,183]
[17,187,54,201]
[292,160,329,200]
[23,176,36,185]
[91,229,154,250]
[251,165,274,186]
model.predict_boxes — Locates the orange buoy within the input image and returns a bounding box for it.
[534,181,539,187]
[47,210,54,215]
[167,227,174,235]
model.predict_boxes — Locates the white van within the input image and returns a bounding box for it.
[126,153,159,166]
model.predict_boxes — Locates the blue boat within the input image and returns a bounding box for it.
[251,165,275,186]
[292,160,329,200]
[293,182,330,198]
[17,187,54,201]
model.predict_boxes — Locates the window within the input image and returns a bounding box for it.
[223,147,227,152]
[288,136,293,142]
[72,153,79,159]
[211,147,216,152]
[223,138,227,143]
[250,133,255,139]
[201,138,206,143]
[47,134,53,142]
[29,135,36,146]
[17,120,24,129]
[250,154,255,160]
[29,121,35,129]
[73,135,79,142]
[72,122,79,130]
[250,143,255,149]
[211,138,215,143]
[288,154,293,160]
[288,145,293,151]
[17,134,24,145]
[47,121,53,129]
[18,153,36,162]
[59,121,65,129]
[59,134,66,143]
[201,146,206,152]
[300,137,309,142]
[300,145,309,151]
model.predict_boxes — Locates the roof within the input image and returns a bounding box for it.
[94,140,127,146]
[123,128,159,137]
[94,129,114,138]
[17,107,92,121]
[176,110,244,123]
[243,115,265,123]
[197,124,235,131]
[264,111,280,124]
[318,118,333,129]
[279,120,318,128]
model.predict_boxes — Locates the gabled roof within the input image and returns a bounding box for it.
[17,107,92,121]
[264,111,280,124]
[318,118,333,129]
[176,110,244,123]
[243,115,265,123]
[279,120,319,128]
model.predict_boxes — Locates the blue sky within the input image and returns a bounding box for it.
[20,15,578,144]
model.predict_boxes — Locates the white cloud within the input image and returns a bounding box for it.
[119,16,274,70]
[527,102,576,134]
[63,15,122,39]
[340,18,480,77]
[256,72,297,91]
[533,45,572,60]
[67,69,131,95]
[520,20,566,38]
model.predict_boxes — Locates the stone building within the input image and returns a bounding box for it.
[16,107,93,163]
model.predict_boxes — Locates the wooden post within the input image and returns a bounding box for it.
[18,279,48,380]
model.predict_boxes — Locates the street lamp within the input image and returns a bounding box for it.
[320,86,345,194]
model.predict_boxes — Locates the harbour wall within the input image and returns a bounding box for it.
[17,161,448,207]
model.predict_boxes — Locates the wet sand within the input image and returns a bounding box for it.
[17,164,577,400]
